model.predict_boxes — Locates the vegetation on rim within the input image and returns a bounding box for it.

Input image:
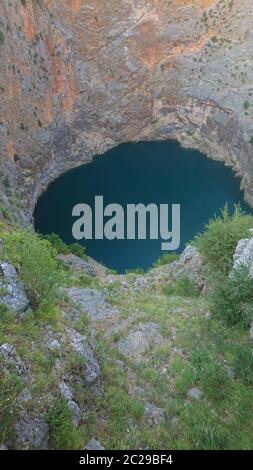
[1,205,253,449]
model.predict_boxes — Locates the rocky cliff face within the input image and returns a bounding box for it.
[1,0,253,224]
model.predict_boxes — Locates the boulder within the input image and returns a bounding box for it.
[144,403,165,425]
[0,261,29,315]
[15,413,48,449]
[233,236,253,277]
[0,444,8,450]
[58,254,108,277]
[187,387,203,400]
[66,287,118,321]
[17,388,32,404]
[66,328,101,386]
[59,381,82,426]
[0,343,27,376]
[171,245,206,291]
[85,438,105,450]
[250,323,253,340]
[205,311,212,320]
[116,322,164,362]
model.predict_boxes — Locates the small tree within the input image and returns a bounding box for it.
[195,205,253,274]
[2,229,60,311]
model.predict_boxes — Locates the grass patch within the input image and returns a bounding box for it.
[233,344,253,385]
[0,373,22,444]
[163,275,200,298]
[47,397,80,449]
[210,266,253,327]
[194,205,253,274]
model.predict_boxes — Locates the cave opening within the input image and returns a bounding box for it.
[34,141,251,273]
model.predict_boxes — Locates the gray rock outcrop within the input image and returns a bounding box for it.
[15,413,48,450]
[58,254,108,278]
[65,328,101,387]
[144,403,165,426]
[250,323,253,340]
[66,288,118,321]
[85,438,105,451]
[0,262,29,315]
[0,343,27,376]
[116,322,164,363]
[171,245,206,291]
[187,388,203,400]
[59,381,82,427]
[233,236,253,277]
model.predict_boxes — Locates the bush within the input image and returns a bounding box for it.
[69,242,86,259]
[210,266,253,328]
[43,233,86,259]
[47,398,80,449]
[194,205,253,274]
[1,229,60,311]
[43,233,70,255]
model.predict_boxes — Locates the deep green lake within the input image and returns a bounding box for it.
[34,141,251,273]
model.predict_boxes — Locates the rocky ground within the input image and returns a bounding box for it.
[1,235,253,450]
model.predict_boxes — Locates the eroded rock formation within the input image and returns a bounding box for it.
[1,0,253,224]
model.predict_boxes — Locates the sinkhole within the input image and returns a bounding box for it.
[34,141,251,273]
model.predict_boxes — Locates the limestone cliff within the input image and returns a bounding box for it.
[1,0,253,224]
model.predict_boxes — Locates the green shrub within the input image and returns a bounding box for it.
[195,205,253,274]
[233,344,253,385]
[43,233,70,255]
[78,273,94,287]
[0,31,4,45]
[152,252,179,268]
[43,233,86,259]
[4,177,10,187]
[69,242,86,259]
[1,229,60,311]
[210,266,253,328]
[47,398,80,449]
[130,401,145,420]
[141,367,159,383]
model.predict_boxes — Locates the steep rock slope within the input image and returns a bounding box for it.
[1,0,253,223]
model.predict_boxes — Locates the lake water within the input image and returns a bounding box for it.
[34,141,251,273]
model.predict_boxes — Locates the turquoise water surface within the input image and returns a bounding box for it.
[34,141,251,273]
